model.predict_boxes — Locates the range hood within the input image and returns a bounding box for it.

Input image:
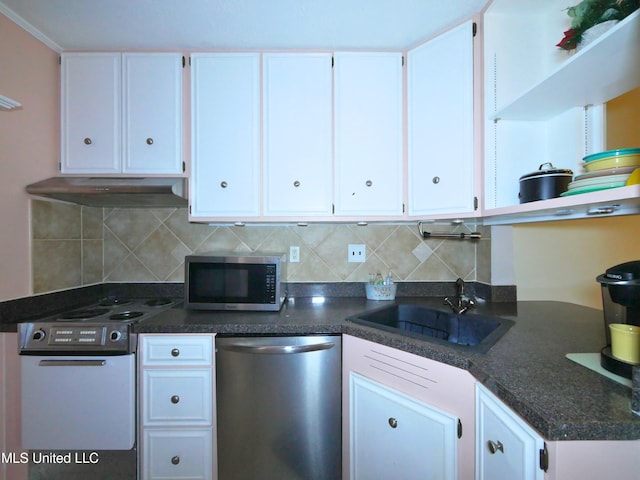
[26,177,188,208]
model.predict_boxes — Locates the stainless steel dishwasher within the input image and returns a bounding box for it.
[216,335,341,480]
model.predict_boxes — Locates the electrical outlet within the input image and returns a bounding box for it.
[289,246,300,263]
[348,244,366,263]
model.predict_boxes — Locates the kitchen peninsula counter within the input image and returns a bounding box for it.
[134,296,640,442]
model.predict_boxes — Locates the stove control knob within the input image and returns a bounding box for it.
[32,329,46,341]
[109,330,122,342]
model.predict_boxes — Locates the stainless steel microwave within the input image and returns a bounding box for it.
[184,252,287,311]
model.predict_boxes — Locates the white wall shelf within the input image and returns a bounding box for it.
[483,184,640,225]
[492,10,640,121]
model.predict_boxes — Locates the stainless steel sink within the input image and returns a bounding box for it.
[347,304,513,352]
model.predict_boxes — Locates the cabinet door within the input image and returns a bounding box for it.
[122,53,183,174]
[334,52,403,216]
[61,53,121,174]
[407,21,475,216]
[476,383,544,480]
[142,429,212,480]
[263,53,333,216]
[190,53,261,218]
[350,372,457,480]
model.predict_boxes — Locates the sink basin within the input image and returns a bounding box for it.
[347,304,513,352]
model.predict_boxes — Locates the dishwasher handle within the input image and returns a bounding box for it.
[217,341,336,355]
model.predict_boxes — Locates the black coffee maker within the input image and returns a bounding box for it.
[597,260,640,378]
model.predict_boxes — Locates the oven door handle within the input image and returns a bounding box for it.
[38,360,106,367]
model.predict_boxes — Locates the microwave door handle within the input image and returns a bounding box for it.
[217,342,336,355]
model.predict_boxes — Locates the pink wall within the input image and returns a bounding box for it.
[0,14,59,300]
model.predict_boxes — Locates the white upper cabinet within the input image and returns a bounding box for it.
[61,52,183,175]
[190,53,261,218]
[483,1,640,224]
[263,53,333,216]
[122,53,183,174]
[407,21,475,217]
[62,53,121,174]
[334,52,404,216]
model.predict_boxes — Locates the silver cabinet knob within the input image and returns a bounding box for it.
[146,137,154,145]
[83,137,92,145]
[388,417,398,428]
[171,348,180,357]
[170,395,180,404]
[220,181,228,188]
[293,181,301,187]
[432,176,440,184]
[365,180,373,187]
[487,440,504,454]
[171,456,180,465]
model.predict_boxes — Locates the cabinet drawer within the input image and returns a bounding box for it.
[141,335,213,366]
[142,369,212,426]
[142,429,212,480]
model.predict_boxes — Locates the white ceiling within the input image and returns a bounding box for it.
[0,0,489,52]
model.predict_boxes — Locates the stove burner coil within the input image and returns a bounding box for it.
[99,297,132,307]
[109,311,144,321]
[58,308,111,320]
[145,298,174,308]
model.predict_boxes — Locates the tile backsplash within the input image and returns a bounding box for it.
[31,200,491,294]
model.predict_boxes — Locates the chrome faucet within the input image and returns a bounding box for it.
[444,278,476,314]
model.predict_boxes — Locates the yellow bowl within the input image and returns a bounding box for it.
[583,154,640,172]
[610,323,640,364]
[626,168,640,186]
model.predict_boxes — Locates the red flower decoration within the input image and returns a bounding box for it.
[556,29,579,50]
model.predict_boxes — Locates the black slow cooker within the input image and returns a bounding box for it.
[518,162,573,203]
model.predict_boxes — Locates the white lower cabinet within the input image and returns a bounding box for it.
[343,334,476,480]
[350,372,457,480]
[476,383,545,480]
[139,334,216,480]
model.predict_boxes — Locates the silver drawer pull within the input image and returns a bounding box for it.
[365,180,373,187]
[170,395,180,404]
[388,417,398,428]
[220,181,228,188]
[171,455,180,465]
[293,180,301,187]
[39,360,105,367]
[487,440,504,454]
[146,137,154,145]
[83,137,92,145]
[171,348,180,357]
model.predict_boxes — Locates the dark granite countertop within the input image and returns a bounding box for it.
[2,283,639,442]
[133,296,640,442]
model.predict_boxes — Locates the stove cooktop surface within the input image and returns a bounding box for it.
[18,297,181,355]
[53,297,179,323]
